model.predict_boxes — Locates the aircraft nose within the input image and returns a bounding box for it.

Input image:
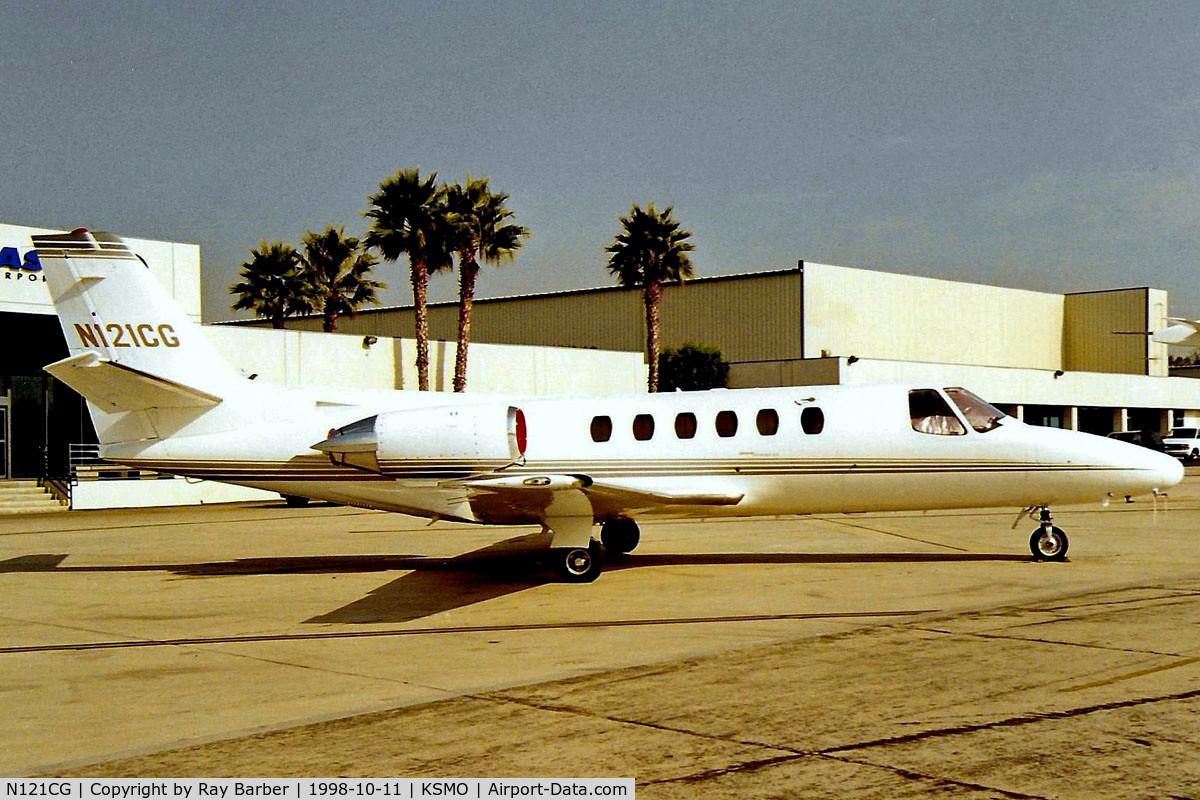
[1146,448,1185,490]
[1102,436,1184,495]
[1036,427,1184,503]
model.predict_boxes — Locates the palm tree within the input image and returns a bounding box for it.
[445,177,529,392]
[363,168,453,391]
[230,241,312,329]
[605,203,695,392]
[301,226,385,333]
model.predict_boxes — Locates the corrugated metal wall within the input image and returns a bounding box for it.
[1062,289,1149,375]
[266,270,804,363]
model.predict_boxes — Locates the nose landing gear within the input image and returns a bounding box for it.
[1028,507,1069,562]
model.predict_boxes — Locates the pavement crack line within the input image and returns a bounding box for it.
[914,625,1183,657]
[1058,656,1200,693]
[480,693,1050,799]
[814,518,970,552]
[812,752,1052,800]
[1040,590,1200,612]
[183,644,454,694]
[819,686,1200,755]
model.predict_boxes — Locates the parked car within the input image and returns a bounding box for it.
[1162,428,1200,461]
[1106,430,1166,451]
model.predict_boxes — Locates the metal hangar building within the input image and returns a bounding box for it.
[262,260,1200,436]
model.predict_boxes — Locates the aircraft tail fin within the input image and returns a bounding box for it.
[34,229,243,444]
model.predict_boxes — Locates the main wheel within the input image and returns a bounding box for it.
[282,494,310,508]
[1030,526,1069,561]
[554,542,603,583]
[600,519,641,554]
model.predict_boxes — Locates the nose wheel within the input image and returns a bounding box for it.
[1029,507,1069,561]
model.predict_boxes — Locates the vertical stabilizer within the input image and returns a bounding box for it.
[35,229,239,393]
[35,229,244,444]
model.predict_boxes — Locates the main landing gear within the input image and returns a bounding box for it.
[600,518,641,555]
[553,541,603,583]
[550,519,642,583]
[1028,507,1069,562]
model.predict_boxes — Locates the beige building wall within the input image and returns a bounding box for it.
[205,326,647,395]
[1149,288,1169,377]
[801,262,1064,370]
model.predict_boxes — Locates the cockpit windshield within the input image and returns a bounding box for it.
[944,387,1005,433]
[909,389,966,435]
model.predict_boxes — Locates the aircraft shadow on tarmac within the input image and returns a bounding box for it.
[0,541,1029,625]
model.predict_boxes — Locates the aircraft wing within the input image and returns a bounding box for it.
[452,473,743,521]
[45,352,222,412]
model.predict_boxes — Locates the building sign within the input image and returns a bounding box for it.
[1,246,45,282]
[0,229,56,315]
[0,222,202,319]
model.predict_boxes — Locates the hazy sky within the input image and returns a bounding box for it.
[4,1,1200,321]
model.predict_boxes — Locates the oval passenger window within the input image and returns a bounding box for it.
[590,415,613,442]
[801,407,824,435]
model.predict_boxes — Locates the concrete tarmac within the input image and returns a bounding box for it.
[1,476,1198,797]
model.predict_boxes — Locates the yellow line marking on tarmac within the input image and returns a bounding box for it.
[1058,656,1200,693]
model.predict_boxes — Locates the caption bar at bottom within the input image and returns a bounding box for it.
[2,780,634,799]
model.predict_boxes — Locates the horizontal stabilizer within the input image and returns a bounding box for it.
[44,352,223,412]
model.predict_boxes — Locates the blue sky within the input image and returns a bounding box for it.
[4,1,1200,321]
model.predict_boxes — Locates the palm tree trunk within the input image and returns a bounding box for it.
[644,280,662,392]
[323,300,337,333]
[454,253,479,393]
[411,259,430,391]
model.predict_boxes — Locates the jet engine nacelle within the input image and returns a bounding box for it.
[312,404,527,475]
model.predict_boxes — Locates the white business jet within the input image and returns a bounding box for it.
[35,230,1183,582]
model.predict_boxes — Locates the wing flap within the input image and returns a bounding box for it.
[45,352,222,412]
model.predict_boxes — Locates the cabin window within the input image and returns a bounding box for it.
[633,414,655,441]
[909,390,966,436]
[675,412,697,439]
[944,387,1004,433]
[716,410,738,437]
[801,406,825,435]
[756,408,779,436]
[590,415,613,442]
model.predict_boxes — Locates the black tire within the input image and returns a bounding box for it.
[600,518,641,554]
[1191,449,1199,463]
[553,542,603,583]
[282,495,310,508]
[1029,526,1069,561]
